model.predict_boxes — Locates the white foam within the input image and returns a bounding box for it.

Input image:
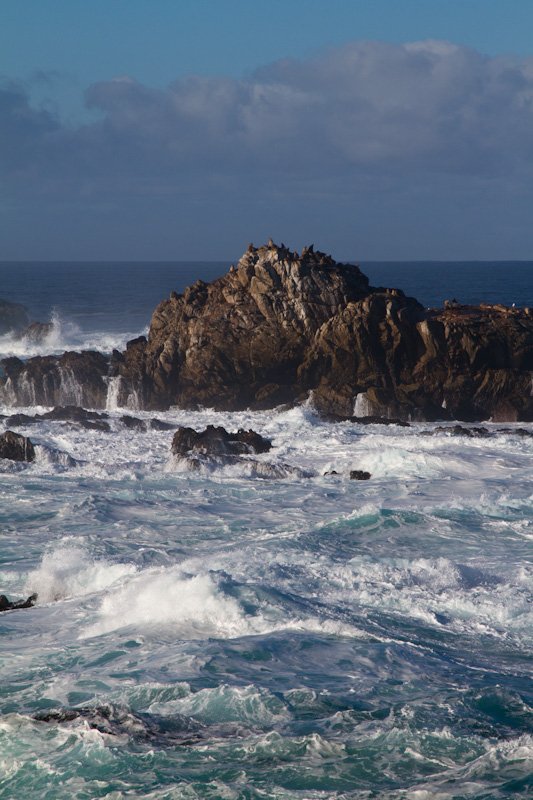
[25,538,136,604]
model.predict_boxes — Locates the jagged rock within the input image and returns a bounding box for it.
[0,352,110,408]
[14,321,54,343]
[171,425,272,458]
[168,425,307,477]
[0,430,35,461]
[6,242,533,422]
[0,593,37,611]
[350,470,371,480]
[0,298,29,334]
[111,244,370,411]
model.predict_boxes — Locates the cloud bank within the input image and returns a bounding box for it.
[3,40,533,258]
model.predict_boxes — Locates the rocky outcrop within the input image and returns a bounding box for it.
[4,242,533,422]
[0,351,109,408]
[170,424,308,477]
[112,240,533,421]
[0,298,29,335]
[0,430,35,461]
[111,242,370,411]
[172,425,272,459]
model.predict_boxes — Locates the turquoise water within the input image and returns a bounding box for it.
[0,263,533,798]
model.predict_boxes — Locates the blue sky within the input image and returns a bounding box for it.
[2,1,533,260]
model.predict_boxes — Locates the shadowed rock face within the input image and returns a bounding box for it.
[0,351,110,408]
[0,430,35,461]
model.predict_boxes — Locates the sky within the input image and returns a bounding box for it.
[2,0,533,261]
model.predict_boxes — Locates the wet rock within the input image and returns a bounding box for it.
[5,413,40,426]
[169,425,309,478]
[172,425,272,458]
[120,415,147,431]
[14,321,54,343]
[149,418,175,431]
[350,470,371,480]
[0,351,110,408]
[0,430,35,461]
[326,414,410,427]
[0,593,37,611]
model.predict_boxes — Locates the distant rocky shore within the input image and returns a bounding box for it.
[3,241,533,422]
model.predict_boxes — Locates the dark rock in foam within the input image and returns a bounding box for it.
[0,593,37,611]
[0,430,35,461]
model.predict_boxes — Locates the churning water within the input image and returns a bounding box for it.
[1,260,533,799]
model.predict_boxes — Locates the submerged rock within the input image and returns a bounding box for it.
[33,704,207,745]
[0,430,35,461]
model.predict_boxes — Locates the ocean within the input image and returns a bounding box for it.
[0,260,533,799]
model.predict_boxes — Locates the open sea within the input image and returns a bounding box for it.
[0,260,533,800]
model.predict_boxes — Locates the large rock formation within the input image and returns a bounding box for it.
[111,242,372,410]
[3,241,533,421]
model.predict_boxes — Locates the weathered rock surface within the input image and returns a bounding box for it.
[110,240,533,421]
[0,298,29,335]
[0,430,35,461]
[4,242,533,422]
[350,470,371,480]
[111,242,371,411]
[0,351,109,408]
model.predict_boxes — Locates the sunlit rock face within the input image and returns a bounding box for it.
[111,241,372,411]
[110,241,533,421]
[3,242,533,422]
